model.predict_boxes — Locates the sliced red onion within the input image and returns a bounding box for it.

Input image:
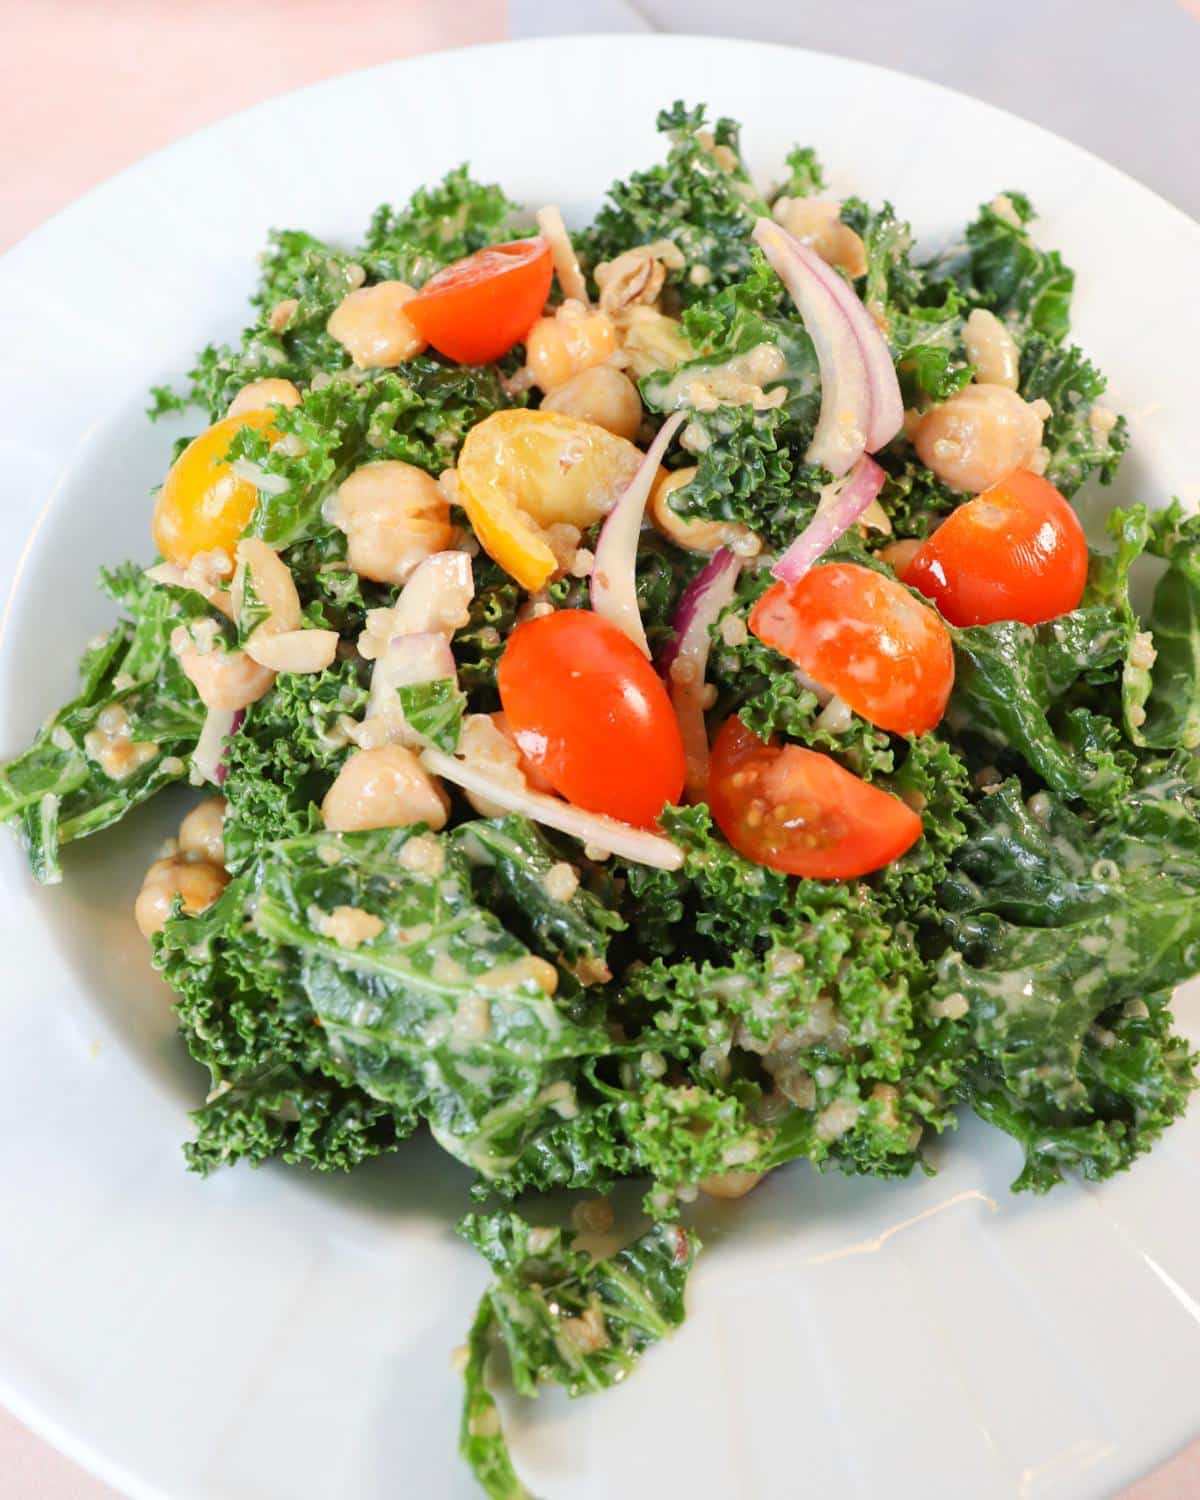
[366,632,457,723]
[420,746,683,870]
[753,218,902,469]
[660,547,742,801]
[590,411,687,656]
[771,456,886,585]
[194,706,242,786]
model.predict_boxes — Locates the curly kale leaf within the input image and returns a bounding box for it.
[578,101,766,303]
[0,566,207,881]
[458,1213,698,1498]
[1125,502,1200,750]
[875,458,962,542]
[643,253,823,545]
[453,815,626,971]
[839,198,971,403]
[247,827,620,1178]
[359,165,518,286]
[1019,335,1127,495]
[931,190,1074,341]
[455,557,521,710]
[948,609,1133,810]
[220,659,366,871]
[772,143,826,200]
[934,757,1200,1189]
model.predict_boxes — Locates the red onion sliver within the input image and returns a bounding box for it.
[420,746,684,870]
[753,218,903,464]
[194,706,241,787]
[660,547,741,800]
[590,411,687,656]
[771,456,886,585]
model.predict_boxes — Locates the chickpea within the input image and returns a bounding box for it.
[699,1169,766,1200]
[650,468,760,556]
[226,378,302,420]
[772,196,867,280]
[176,640,275,712]
[878,538,923,576]
[321,745,450,833]
[541,366,643,441]
[525,299,618,392]
[268,297,298,333]
[333,461,455,586]
[134,855,228,939]
[327,281,427,368]
[913,384,1046,494]
[962,309,1020,390]
[178,796,227,866]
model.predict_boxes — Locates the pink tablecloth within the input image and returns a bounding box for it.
[0,2,1195,1496]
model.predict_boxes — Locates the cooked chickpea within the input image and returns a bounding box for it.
[913,384,1046,494]
[525,300,618,392]
[540,366,642,441]
[699,1169,766,1200]
[178,796,227,867]
[321,745,450,833]
[332,461,455,586]
[175,641,275,711]
[962,309,1020,390]
[650,468,760,556]
[878,538,923,576]
[226,378,302,420]
[268,297,298,333]
[134,855,228,939]
[327,281,427,368]
[772,196,867,279]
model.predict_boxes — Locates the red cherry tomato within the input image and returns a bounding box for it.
[749,562,954,736]
[404,238,553,364]
[708,717,922,879]
[497,610,685,828]
[902,469,1088,627]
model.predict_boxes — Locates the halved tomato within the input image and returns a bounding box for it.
[152,410,276,569]
[708,716,922,878]
[902,469,1087,626]
[497,610,685,828]
[749,562,954,736]
[404,238,553,364]
[457,410,643,591]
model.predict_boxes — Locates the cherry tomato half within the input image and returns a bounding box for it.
[152,409,277,569]
[749,562,954,736]
[497,610,685,828]
[708,717,922,879]
[901,469,1088,627]
[403,238,553,364]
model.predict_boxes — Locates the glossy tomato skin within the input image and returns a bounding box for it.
[902,469,1087,627]
[404,238,553,364]
[749,563,954,736]
[497,610,685,828]
[708,717,922,879]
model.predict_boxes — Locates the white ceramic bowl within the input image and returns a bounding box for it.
[2,35,1199,1500]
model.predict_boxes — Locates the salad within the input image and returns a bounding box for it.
[3,101,1199,1497]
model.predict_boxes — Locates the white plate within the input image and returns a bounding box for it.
[2,35,1199,1500]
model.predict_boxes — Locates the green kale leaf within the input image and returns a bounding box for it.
[458,1211,698,1497]
[0,566,208,881]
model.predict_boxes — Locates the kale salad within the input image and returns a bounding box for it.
[3,103,1200,1497]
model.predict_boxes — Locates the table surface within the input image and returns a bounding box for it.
[2,0,1197,1495]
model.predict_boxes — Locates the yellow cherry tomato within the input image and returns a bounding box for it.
[456,410,644,591]
[152,410,277,569]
